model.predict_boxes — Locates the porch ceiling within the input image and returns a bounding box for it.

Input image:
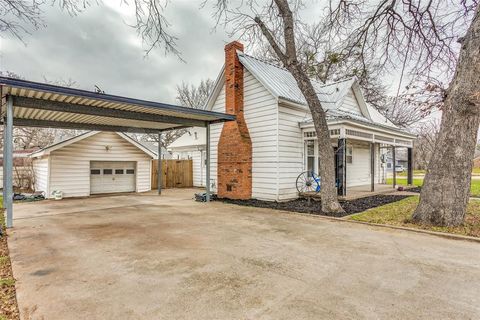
[0,77,235,133]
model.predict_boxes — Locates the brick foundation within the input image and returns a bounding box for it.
[217,41,252,199]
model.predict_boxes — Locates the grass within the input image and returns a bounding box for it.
[349,196,480,238]
[0,209,19,320]
[398,169,480,176]
[386,178,480,197]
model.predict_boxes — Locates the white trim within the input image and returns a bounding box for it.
[206,65,225,111]
[29,131,156,159]
[116,133,157,158]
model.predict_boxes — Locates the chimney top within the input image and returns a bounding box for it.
[224,41,244,52]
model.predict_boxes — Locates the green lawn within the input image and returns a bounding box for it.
[386,178,480,197]
[397,170,425,177]
[349,196,480,238]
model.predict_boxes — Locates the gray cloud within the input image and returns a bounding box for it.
[0,1,232,104]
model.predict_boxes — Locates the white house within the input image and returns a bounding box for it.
[186,41,415,201]
[168,128,207,187]
[29,131,156,198]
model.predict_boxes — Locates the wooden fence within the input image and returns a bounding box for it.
[151,160,193,189]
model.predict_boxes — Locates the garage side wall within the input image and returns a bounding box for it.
[32,156,49,195]
[49,132,152,198]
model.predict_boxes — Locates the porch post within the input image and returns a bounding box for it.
[4,95,14,228]
[158,132,162,195]
[407,147,413,185]
[392,145,396,188]
[205,123,211,202]
[337,138,347,196]
[370,142,375,192]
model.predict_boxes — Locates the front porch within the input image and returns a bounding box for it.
[300,117,417,199]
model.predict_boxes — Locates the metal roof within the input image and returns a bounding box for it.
[0,77,235,133]
[237,52,403,130]
[237,52,355,110]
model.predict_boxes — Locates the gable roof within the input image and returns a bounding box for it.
[168,128,206,150]
[206,51,403,130]
[29,131,157,158]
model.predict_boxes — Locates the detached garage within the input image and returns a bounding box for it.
[30,131,156,198]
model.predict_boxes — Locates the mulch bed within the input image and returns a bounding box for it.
[0,211,20,320]
[216,194,412,218]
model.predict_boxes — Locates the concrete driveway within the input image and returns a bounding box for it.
[8,189,480,319]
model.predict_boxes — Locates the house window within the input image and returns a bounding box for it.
[115,169,124,174]
[103,169,113,175]
[126,169,135,174]
[90,169,101,175]
[306,140,316,172]
[346,146,353,164]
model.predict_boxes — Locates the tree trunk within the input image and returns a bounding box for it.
[288,65,344,214]
[413,8,480,226]
[254,0,344,214]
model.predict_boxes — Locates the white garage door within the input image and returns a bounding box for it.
[90,161,136,194]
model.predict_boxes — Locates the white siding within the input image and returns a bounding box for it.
[277,105,309,200]
[48,132,152,198]
[32,157,49,194]
[347,141,372,187]
[136,159,151,192]
[243,70,279,200]
[338,89,362,115]
[209,85,225,192]
[209,69,279,200]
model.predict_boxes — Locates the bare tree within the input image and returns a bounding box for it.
[377,96,424,128]
[413,9,480,226]
[326,1,480,226]
[209,0,345,214]
[1,0,180,58]
[412,120,440,170]
[176,79,214,110]
[134,78,214,148]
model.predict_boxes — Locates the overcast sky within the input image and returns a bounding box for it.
[0,0,442,127]
[0,1,235,104]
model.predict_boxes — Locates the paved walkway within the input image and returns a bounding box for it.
[8,189,480,319]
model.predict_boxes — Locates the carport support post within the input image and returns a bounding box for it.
[205,123,211,202]
[158,132,162,195]
[4,96,14,228]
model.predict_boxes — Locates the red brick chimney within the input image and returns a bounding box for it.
[217,41,252,199]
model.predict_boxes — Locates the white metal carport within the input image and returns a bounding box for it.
[0,76,235,228]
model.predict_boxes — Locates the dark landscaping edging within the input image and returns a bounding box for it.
[216,194,412,217]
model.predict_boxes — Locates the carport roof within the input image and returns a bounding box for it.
[0,77,235,133]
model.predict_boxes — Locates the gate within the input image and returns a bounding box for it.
[151,159,193,189]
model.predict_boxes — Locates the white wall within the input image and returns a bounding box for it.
[47,132,152,198]
[32,157,49,194]
[338,89,363,116]
[347,141,372,187]
[209,69,279,200]
[277,105,309,200]
[243,69,279,200]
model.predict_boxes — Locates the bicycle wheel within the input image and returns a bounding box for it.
[296,171,321,194]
